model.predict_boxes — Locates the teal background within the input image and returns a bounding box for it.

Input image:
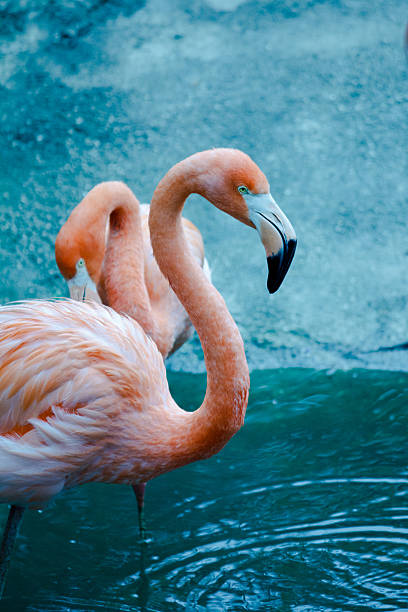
[0,0,407,609]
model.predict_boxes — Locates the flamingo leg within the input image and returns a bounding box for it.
[132,483,146,539]
[0,505,24,599]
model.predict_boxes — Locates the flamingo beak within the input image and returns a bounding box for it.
[67,267,102,303]
[68,283,102,303]
[248,194,297,294]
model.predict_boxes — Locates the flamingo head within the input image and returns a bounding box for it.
[55,221,103,303]
[194,149,297,294]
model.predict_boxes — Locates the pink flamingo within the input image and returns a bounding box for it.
[0,149,296,596]
[55,181,209,359]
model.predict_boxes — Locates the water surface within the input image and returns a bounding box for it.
[1,369,407,610]
[0,0,407,371]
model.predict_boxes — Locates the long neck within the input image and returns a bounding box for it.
[78,183,160,348]
[149,160,250,459]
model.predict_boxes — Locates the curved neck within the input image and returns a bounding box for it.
[149,159,250,458]
[77,183,160,349]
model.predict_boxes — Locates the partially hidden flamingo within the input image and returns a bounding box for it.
[0,149,296,596]
[55,181,210,359]
[55,181,211,526]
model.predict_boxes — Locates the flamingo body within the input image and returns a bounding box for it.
[0,149,296,510]
[0,299,183,507]
[0,149,297,597]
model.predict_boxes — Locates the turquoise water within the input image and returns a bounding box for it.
[1,369,408,610]
[1,0,408,609]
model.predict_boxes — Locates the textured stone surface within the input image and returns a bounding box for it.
[0,0,407,371]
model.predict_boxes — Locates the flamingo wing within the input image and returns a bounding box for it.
[0,299,169,505]
[0,299,167,433]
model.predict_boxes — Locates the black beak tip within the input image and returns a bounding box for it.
[266,253,283,294]
[266,239,297,294]
[267,278,279,294]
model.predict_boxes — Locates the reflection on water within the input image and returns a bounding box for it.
[1,369,407,610]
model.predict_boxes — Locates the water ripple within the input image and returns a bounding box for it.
[3,369,407,610]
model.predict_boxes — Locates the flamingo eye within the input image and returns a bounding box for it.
[238,186,249,195]
[77,258,85,268]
